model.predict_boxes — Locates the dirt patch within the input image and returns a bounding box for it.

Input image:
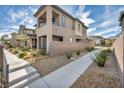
[26,55,49,64]
[32,52,87,77]
[71,53,119,88]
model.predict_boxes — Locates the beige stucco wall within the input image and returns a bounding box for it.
[113,35,124,87]
[36,6,87,53]
[49,40,94,56]
[121,18,124,35]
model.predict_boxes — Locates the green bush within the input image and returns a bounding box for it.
[85,47,95,52]
[76,50,80,55]
[92,50,108,67]
[32,52,37,57]
[9,48,13,51]
[8,44,12,48]
[66,52,73,59]
[13,49,19,54]
[18,52,27,58]
[32,49,46,57]
[23,56,30,60]
[37,49,46,55]
[22,46,29,51]
[104,48,112,53]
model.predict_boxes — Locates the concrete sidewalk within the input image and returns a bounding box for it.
[25,50,100,88]
[3,50,40,88]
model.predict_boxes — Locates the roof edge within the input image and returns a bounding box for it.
[33,5,88,28]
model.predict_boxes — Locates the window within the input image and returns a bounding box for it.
[52,16,56,23]
[61,15,65,27]
[25,41,27,46]
[78,24,80,31]
[72,21,75,30]
[70,37,73,43]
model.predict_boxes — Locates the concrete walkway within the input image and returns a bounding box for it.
[3,50,40,88]
[25,50,100,88]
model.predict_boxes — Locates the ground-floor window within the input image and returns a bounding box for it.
[25,40,27,46]
[52,35,63,42]
[70,37,73,43]
[76,39,82,42]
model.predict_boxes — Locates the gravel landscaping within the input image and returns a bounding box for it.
[32,52,88,77]
[71,53,119,88]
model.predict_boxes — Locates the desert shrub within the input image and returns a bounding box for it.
[32,52,37,57]
[13,49,19,54]
[104,48,112,53]
[85,47,95,52]
[76,50,80,55]
[9,48,13,51]
[66,52,73,59]
[8,44,13,48]
[92,50,108,67]
[37,49,46,55]
[22,46,29,51]
[41,49,46,55]
[18,52,27,58]
[23,55,31,60]
[31,49,46,57]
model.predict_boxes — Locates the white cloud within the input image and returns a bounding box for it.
[98,6,124,29]
[80,16,95,27]
[98,19,113,28]
[29,7,38,14]
[18,16,35,29]
[8,9,28,22]
[94,26,120,36]
[103,33,119,38]
[87,27,96,33]
[0,30,16,39]
[75,5,85,17]
[11,25,19,29]
[28,19,34,24]
[75,6,96,27]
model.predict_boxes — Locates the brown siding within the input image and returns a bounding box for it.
[113,35,124,87]
[49,40,94,56]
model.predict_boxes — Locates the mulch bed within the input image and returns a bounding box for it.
[71,53,119,88]
[31,52,88,77]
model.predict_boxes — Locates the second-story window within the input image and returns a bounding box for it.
[52,16,56,24]
[61,15,65,27]
[78,24,80,31]
[72,21,75,30]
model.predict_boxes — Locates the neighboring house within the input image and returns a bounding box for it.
[34,5,87,53]
[88,36,105,45]
[10,25,37,48]
[0,34,11,45]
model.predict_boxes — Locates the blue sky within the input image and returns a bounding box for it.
[0,5,123,38]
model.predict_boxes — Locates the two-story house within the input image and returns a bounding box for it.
[11,25,37,48]
[34,5,88,53]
